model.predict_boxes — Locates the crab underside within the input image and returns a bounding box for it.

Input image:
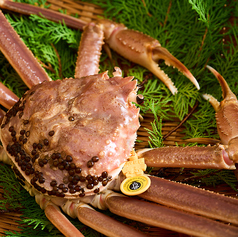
[0,1,238,237]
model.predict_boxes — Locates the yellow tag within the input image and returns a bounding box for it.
[122,150,147,178]
[120,175,151,196]
[120,150,151,195]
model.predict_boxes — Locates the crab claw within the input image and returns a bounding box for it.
[150,45,200,94]
[203,65,238,163]
[98,19,199,94]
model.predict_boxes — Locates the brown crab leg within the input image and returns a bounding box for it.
[0,145,10,164]
[0,10,51,88]
[44,204,84,237]
[76,204,148,237]
[203,66,238,163]
[139,176,238,225]
[105,193,238,237]
[0,0,86,30]
[46,198,148,237]
[0,82,18,124]
[0,109,5,125]
[75,22,104,78]
[0,82,19,109]
[137,144,235,169]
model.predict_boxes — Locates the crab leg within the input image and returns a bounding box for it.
[0,80,19,124]
[137,144,235,169]
[0,2,199,94]
[139,176,238,225]
[0,82,18,109]
[75,22,104,78]
[104,192,238,237]
[203,66,238,163]
[0,145,10,164]
[38,193,147,237]
[60,199,148,237]
[76,204,148,237]
[34,195,84,237]
[0,109,5,124]
[45,204,84,237]
[0,10,51,88]
[0,0,86,30]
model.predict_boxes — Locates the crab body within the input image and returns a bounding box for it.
[1,71,139,197]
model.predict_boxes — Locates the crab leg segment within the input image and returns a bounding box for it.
[45,204,84,237]
[76,204,148,237]
[0,82,19,109]
[105,192,238,237]
[36,195,85,237]
[59,196,147,237]
[75,23,104,78]
[137,144,235,169]
[0,109,5,125]
[0,145,10,165]
[0,0,86,30]
[61,199,148,237]
[0,10,51,88]
[203,66,238,163]
[139,176,238,225]
[0,80,19,124]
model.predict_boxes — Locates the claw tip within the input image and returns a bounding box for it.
[185,72,200,90]
[193,77,200,90]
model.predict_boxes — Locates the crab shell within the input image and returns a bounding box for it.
[0,71,140,198]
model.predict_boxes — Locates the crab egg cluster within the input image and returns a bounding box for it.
[2,103,112,197]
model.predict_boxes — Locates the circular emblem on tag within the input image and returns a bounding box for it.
[120,175,151,196]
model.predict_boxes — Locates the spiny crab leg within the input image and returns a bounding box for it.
[0,0,86,30]
[0,11,33,123]
[0,10,51,88]
[0,82,18,124]
[44,204,84,237]
[203,65,238,163]
[0,1,199,94]
[54,186,238,237]
[103,190,238,237]
[75,22,104,78]
[0,82,19,109]
[36,194,148,237]
[76,204,148,237]
[139,176,238,225]
[137,144,235,169]
[0,109,5,124]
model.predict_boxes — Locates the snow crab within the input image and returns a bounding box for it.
[0,1,238,237]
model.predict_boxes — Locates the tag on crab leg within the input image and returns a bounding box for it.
[120,150,151,196]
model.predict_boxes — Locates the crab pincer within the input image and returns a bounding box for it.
[96,18,200,94]
[203,65,238,164]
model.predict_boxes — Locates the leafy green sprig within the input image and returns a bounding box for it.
[191,169,238,191]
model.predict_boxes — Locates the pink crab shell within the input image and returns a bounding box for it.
[1,71,140,198]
